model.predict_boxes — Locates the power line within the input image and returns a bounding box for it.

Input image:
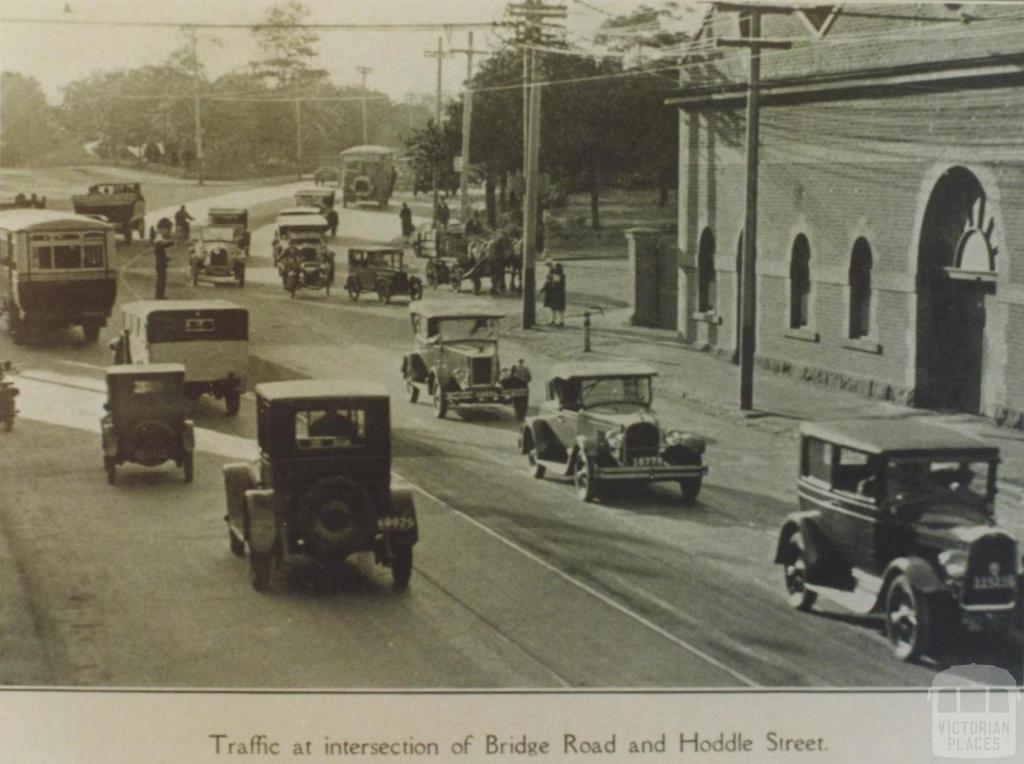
[0,17,500,31]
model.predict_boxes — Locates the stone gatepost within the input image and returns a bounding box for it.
[626,227,662,327]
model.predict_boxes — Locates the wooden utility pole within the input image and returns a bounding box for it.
[190,29,204,185]
[424,37,452,222]
[508,1,566,329]
[717,8,791,411]
[294,98,303,181]
[356,65,372,144]
[522,52,542,328]
[450,31,480,221]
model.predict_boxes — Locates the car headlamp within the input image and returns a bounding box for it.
[938,549,968,578]
[453,368,468,386]
[605,429,624,451]
[664,429,684,446]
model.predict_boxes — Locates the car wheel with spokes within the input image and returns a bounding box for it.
[885,574,933,661]
[526,448,545,479]
[432,385,447,419]
[574,454,598,502]
[782,530,817,611]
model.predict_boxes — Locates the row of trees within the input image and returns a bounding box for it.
[406,3,690,228]
[2,1,432,177]
[3,1,689,225]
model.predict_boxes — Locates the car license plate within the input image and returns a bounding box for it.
[378,516,416,531]
[973,574,1015,590]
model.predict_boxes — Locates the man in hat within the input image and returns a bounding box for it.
[153,218,174,299]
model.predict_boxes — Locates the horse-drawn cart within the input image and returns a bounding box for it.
[414,223,520,296]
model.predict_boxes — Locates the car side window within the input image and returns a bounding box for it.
[802,438,832,486]
[833,447,878,501]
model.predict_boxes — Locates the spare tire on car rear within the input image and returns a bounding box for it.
[294,476,374,558]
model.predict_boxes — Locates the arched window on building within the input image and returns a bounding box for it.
[697,228,716,312]
[789,234,811,329]
[848,238,872,339]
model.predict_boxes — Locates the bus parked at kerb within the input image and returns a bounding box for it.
[0,208,117,344]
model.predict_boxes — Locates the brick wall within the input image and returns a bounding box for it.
[676,83,1024,416]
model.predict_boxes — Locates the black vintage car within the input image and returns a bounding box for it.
[345,247,423,304]
[222,380,417,591]
[776,418,1020,661]
[71,183,145,242]
[101,364,195,485]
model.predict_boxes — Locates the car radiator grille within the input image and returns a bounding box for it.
[471,357,493,386]
[209,249,228,267]
[624,422,660,463]
[963,533,1018,607]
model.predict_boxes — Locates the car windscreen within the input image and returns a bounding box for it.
[579,376,652,408]
[201,226,236,242]
[294,406,367,450]
[146,310,248,342]
[438,317,498,342]
[886,457,994,506]
[130,377,179,396]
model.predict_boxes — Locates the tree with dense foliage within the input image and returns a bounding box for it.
[1,72,66,166]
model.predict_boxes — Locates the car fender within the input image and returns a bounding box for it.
[431,365,449,390]
[388,488,418,545]
[774,511,825,568]
[245,489,279,554]
[223,462,256,536]
[182,420,195,451]
[875,557,948,612]
[101,419,117,456]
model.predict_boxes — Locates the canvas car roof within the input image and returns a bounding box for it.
[256,379,388,402]
[276,214,328,228]
[800,418,997,456]
[106,363,185,377]
[549,362,658,380]
[121,299,246,316]
[0,208,112,232]
[409,299,505,320]
[207,207,247,216]
[340,144,393,157]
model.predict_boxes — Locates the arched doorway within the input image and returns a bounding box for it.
[915,167,999,414]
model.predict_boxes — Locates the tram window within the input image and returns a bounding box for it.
[54,245,82,269]
[34,246,53,269]
[83,245,104,268]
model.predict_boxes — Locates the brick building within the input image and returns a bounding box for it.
[669,3,1024,422]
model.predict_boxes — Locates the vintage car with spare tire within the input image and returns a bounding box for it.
[101,363,195,484]
[222,380,417,592]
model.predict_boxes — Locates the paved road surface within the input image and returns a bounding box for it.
[1,186,1013,688]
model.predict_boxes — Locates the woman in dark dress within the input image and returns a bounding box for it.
[538,261,566,326]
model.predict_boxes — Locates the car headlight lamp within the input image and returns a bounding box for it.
[664,429,684,446]
[938,549,969,579]
[453,368,469,387]
[605,428,624,451]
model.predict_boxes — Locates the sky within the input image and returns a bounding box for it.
[0,0,687,104]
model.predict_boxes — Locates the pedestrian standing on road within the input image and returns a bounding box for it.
[400,202,415,241]
[510,358,532,384]
[538,260,566,326]
[153,218,174,300]
[436,198,451,227]
[326,206,339,238]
